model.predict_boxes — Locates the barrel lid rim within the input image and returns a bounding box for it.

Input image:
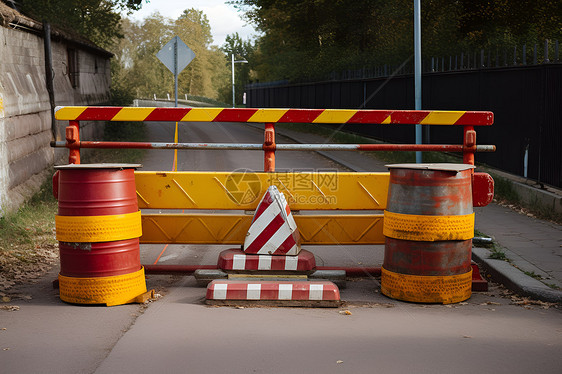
[55,163,142,170]
[385,163,475,172]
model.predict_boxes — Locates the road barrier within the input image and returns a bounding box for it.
[382,164,475,303]
[53,164,150,306]
[52,106,495,304]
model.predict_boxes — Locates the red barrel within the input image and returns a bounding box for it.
[58,239,141,277]
[54,164,146,306]
[381,163,475,304]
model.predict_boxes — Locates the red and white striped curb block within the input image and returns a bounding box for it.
[244,186,301,256]
[218,249,316,272]
[206,280,340,301]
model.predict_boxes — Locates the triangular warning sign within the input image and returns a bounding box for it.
[243,186,301,256]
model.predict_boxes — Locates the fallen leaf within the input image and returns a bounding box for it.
[336,360,343,364]
[1,296,10,303]
[339,310,352,315]
[0,305,19,311]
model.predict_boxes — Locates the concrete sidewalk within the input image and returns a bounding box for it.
[272,125,562,303]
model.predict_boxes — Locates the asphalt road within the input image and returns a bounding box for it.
[1,120,561,374]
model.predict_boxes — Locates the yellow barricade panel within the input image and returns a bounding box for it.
[140,214,385,245]
[135,172,389,211]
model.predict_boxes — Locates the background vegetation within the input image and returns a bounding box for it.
[231,0,562,81]
[17,0,561,101]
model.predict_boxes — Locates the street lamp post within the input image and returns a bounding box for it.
[232,54,248,108]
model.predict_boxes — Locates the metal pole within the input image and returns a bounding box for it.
[414,0,422,163]
[174,37,178,108]
[43,22,56,139]
[232,54,235,108]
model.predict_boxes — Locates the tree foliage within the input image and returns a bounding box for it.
[113,11,231,101]
[230,0,562,82]
[18,0,146,48]
[218,32,256,105]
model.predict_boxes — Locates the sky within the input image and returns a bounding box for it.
[124,0,258,47]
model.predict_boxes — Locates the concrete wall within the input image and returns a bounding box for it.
[0,21,111,216]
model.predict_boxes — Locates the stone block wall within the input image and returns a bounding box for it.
[0,20,111,216]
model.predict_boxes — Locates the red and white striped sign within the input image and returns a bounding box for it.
[218,249,316,272]
[244,186,301,255]
[206,280,340,301]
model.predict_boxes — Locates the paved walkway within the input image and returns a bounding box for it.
[274,125,562,302]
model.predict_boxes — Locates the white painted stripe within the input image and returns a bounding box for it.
[278,284,293,300]
[285,211,297,231]
[255,224,293,255]
[213,283,228,300]
[244,201,282,246]
[246,283,261,300]
[284,256,298,271]
[258,255,272,270]
[309,284,324,300]
[232,254,246,270]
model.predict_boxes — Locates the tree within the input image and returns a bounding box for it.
[114,11,230,101]
[18,0,147,48]
[230,0,562,82]
[219,33,255,105]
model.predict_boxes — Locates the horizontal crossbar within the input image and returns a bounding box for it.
[55,106,494,125]
[135,172,389,210]
[52,141,496,153]
[140,214,384,245]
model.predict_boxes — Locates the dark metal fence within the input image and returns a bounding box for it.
[246,63,562,189]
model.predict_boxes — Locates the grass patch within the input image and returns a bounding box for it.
[0,173,59,289]
[81,121,148,164]
[490,174,520,203]
[488,247,508,261]
[523,270,543,280]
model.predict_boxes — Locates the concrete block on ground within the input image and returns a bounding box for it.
[205,280,341,307]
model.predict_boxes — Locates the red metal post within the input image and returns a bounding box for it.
[263,122,276,172]
[66,120,81,164]
[463,125,476,165]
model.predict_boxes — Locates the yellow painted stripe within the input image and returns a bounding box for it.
[248,109,288,123]
[420,111,465,125]
[181,108,223,122]
[55,106,87,120]
[383,211,474,241]
[111,107,155,121]
[381,267,472,304]
[55,211,142,242]
[58,267,147,306]
[312,109,357,124]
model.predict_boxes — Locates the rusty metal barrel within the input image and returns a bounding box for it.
[381,163,475,304]
[53,164,147,306]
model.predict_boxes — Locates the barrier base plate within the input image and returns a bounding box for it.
[218,248,316,272]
